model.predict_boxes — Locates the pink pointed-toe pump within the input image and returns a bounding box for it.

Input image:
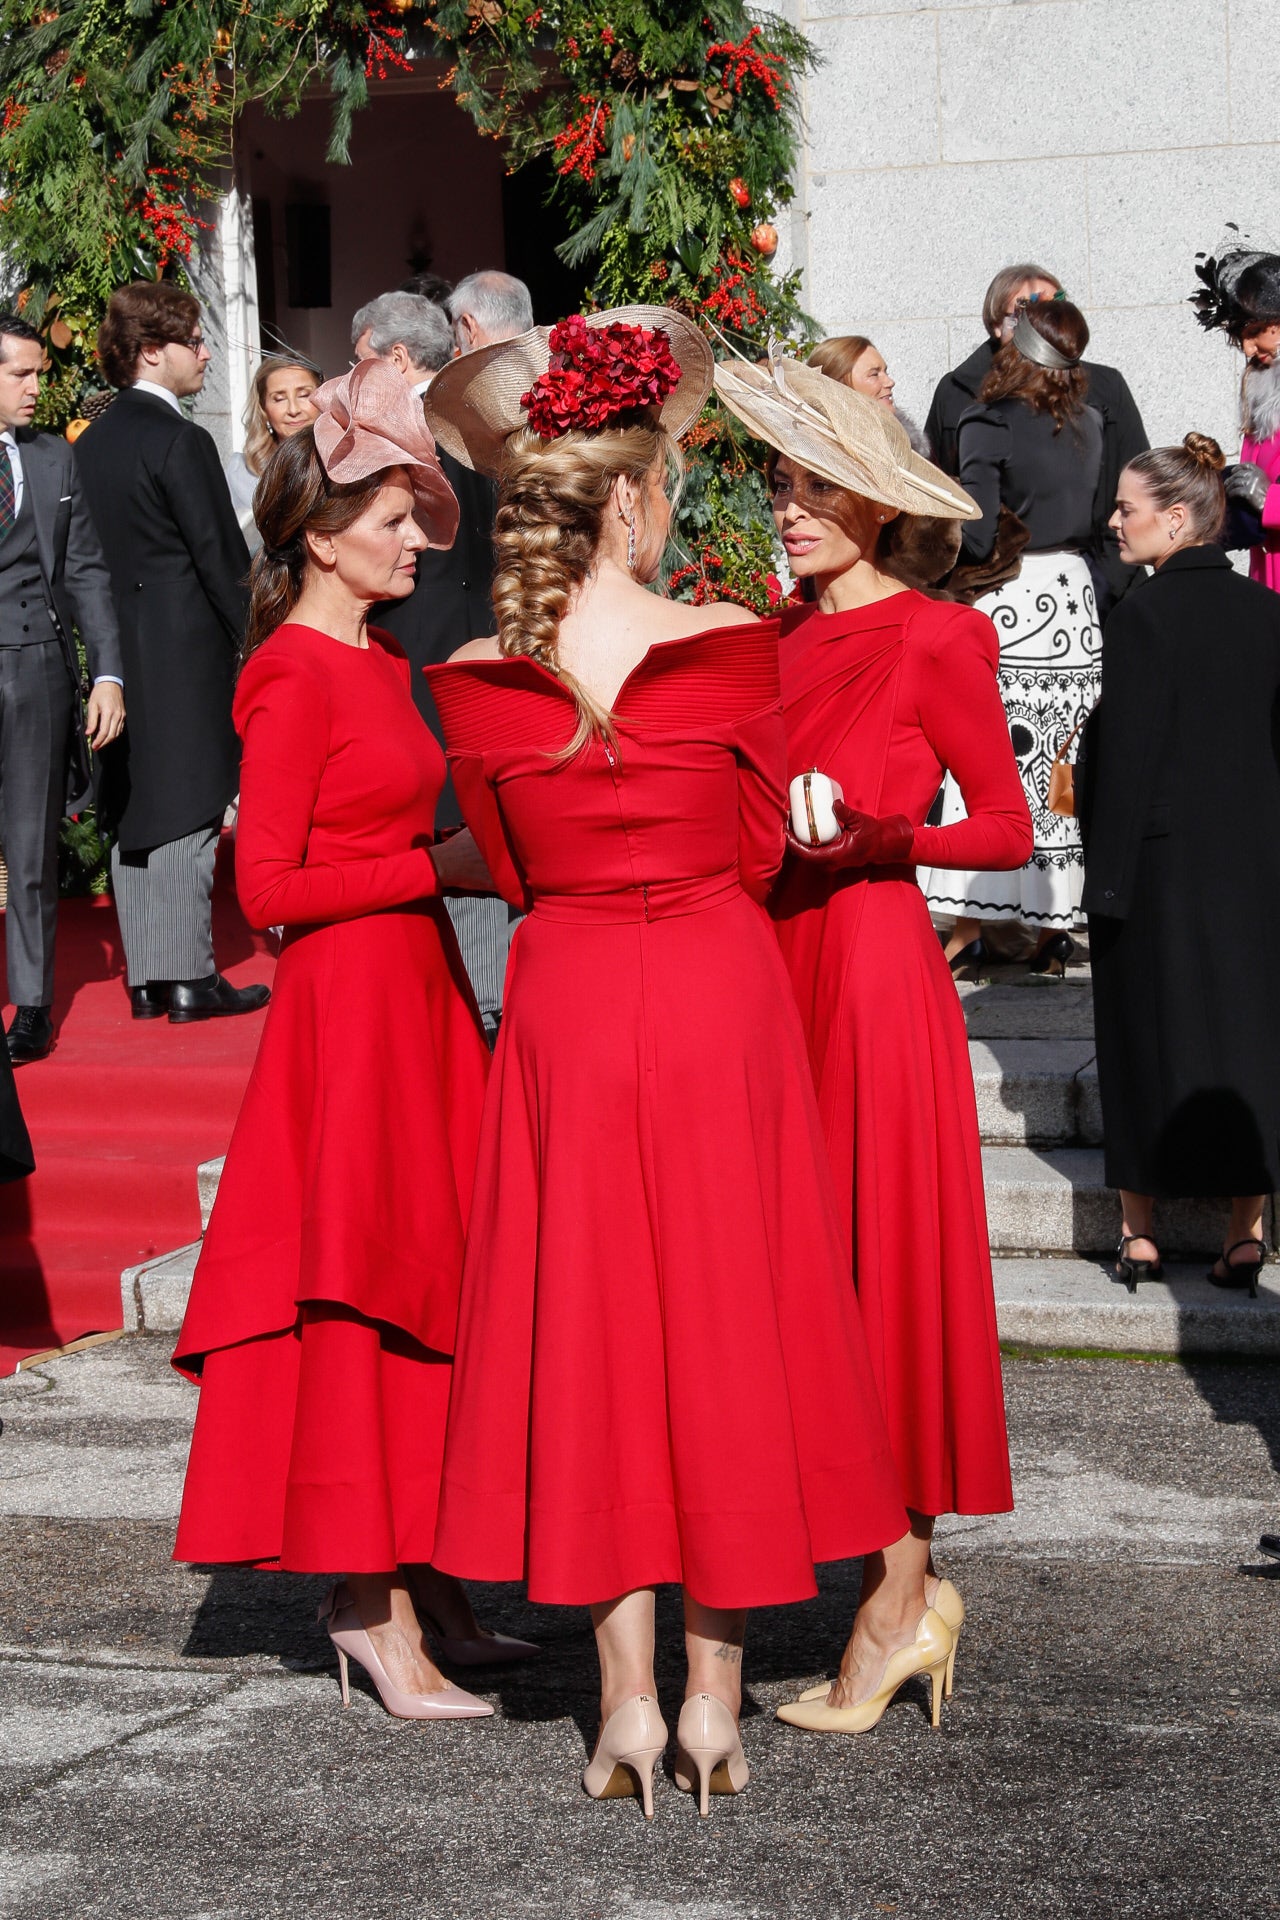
[318,1587,494,1721]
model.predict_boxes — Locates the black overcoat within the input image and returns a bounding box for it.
[924,339,1149,609]
[1081,545,1280,1197]
[372,447,495,828]
[72,390,250,852]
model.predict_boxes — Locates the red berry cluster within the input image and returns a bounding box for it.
[553,93,609,181]
[702,251,767,331]
[521,315,681,440]
[705,26,787,110]
[137,179,197,271]
[364,17,412,79]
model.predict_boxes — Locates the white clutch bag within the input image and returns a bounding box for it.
[789,769,844,846]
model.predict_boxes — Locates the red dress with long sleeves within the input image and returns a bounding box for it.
[772,593,1032,1518]
[423,622,906,1609]
[172,624,489,1571]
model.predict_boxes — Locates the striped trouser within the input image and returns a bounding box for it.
[111,820,219,987]
[445,894,516,1031]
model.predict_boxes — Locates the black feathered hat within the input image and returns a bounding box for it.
[1191,229,1280,338]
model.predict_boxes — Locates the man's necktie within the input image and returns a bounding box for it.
[0,445,15,541]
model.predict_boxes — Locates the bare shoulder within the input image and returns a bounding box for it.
[667,598,763,636]
[447,635,503,664]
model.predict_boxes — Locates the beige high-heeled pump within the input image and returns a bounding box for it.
[582,1695,668,1820]
[796,1575,966,1704]
[672,1693,749,1817]
[776,1608,953,1734]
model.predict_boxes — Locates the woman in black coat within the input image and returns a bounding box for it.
[1082,434,1280,1292]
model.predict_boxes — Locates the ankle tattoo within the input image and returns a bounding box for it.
[712,1641,743,1665]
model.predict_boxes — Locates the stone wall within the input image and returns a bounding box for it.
[780,0,1280,459]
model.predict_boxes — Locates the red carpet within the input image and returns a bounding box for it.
[0,841,274,1375]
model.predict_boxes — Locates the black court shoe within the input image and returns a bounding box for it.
[948,937,990,978]
[1116,1235,1163,1294]
[1028,932,1077,978]
[1208,1239,1268,1299]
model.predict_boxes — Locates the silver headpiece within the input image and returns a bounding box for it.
[1011,311,1079,371]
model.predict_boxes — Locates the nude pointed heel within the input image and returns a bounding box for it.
[673,1694,749,1817]
[797,1577,966,1704]
[776,1609,954,1735]
[582,1695,668,1820]
[317,1586,494,1721]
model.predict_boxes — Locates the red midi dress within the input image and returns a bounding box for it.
[423,622,906,1610]
[172,624,490,1572]
[771,594,1033,1518]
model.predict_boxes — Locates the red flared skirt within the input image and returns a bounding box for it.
[774,870,1013,1518]
[174,1304,451,1570]
[430,887,906,1609]
[173,903,489,1571]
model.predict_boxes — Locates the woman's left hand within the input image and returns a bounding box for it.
[787,800,915,868]
[430,828,496,893]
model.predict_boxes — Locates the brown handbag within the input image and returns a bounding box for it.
[1046,715,1089,819]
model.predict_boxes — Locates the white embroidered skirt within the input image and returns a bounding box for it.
[919,549,1100,932]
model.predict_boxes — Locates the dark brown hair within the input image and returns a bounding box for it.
[1125,433,1227,543]
[240,428,392,667]
[980,299,1090,430]
[97,283,200,389]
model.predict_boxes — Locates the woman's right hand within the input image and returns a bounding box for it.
[429,828,496,893]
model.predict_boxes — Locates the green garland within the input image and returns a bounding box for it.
[0,0,814,613]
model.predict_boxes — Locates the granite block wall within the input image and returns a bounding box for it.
[785,0,1280,459]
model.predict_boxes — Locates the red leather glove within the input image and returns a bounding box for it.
[787,799,915,868]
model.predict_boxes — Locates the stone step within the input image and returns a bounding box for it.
[198,1157,223,1231]
[121,1243,200,1335]
[992,1258,1280,1356]
[969,1038,1100,1146]
[983,1146,1274,1256]
[957,976,1096,1039]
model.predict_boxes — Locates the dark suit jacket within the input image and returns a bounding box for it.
[73,389,250,851]
[14,428,122,810]
[1080,545,1280,920]
[373,445,496,827]
[925,339,1149,608]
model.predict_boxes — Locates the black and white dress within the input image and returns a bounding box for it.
[919,397,1104,932]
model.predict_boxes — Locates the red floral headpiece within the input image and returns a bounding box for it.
[520,314,681,440]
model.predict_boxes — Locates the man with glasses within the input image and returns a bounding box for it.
[925,262,1149,610]
[74,283,268,1024]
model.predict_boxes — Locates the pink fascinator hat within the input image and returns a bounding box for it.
[309,357,459,550]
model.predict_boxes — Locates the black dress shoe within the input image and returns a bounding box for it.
[130,983,171,1020]
[1259,1534,1280,1561]
[168,974,271,1023]
[6,1005,54,1064]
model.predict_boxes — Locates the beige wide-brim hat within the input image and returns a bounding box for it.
[714,355,979,520]
[424,305,715,477]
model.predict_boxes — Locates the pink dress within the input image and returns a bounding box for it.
[1242,425,1280,595]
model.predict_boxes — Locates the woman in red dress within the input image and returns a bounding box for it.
[419,312,911,1816]
[173,361,535,1719]
[715,358,1032,1735]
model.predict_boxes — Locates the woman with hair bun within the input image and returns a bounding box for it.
[1084,433,1280,1294]
[919,297,1104,974]
[422,311,906,1818]
[173,358,538,1722]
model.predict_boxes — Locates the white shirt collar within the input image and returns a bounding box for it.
[0,429,16,448]
[411,377,432,398]
[133,379,184,415]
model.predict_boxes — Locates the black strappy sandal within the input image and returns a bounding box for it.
[1116,1235,1163,1294]
[1208,1238,1269,1300]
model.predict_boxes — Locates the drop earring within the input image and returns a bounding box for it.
[627,517,637,574]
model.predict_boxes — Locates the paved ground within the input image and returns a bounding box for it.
[0,1337,1276,1920]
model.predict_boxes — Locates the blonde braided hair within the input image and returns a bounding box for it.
[492,422,681,754]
